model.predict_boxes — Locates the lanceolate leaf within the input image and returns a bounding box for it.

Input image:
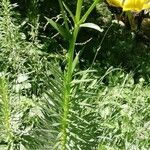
[46,17,71,40]
[80,23,104,32]
[62,1,75,22]
[72,52,80,74]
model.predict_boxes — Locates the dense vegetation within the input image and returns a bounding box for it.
[0,0,150,150]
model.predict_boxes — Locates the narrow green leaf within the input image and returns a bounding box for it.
[72,79,94,84]
[80,23,104,32]
[45,17,71,40]
[79,0,100,24]
[72,52,80,73]
[62,2,75,22]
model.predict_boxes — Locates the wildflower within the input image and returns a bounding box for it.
[106,0,150,12]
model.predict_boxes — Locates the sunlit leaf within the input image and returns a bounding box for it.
[80,23,104,32]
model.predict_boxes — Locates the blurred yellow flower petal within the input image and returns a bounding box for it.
[106,0,150,12]
[123,0,150,12]
[106,0,124,7]
[143,1,150,9]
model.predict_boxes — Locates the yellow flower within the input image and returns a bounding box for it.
[106,0,150,12]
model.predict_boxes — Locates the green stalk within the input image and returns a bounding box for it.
[61,0,81,148]
[0,77,13,149]
[75,0,84,22]
[61,0,100,149]
[0,0,14,147]
[61,25,79,150]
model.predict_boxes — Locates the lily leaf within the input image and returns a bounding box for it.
[62,1,75,22]
[80,23,104,32]
[46,17,71,40]
[72,52,80,74]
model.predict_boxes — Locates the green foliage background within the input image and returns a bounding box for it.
[0,0,150,150]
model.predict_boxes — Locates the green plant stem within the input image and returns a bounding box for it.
[75,0,84,22]
[61,0,100,149]
[61,25,79,150]
[61,0,82,148]
[0,77,13,147]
